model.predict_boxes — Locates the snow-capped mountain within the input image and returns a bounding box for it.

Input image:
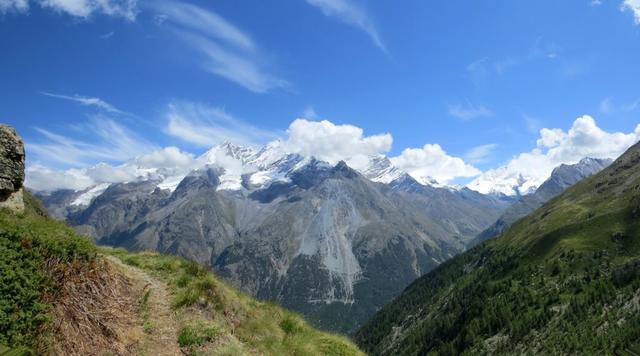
[34,140,516,334]
[467,157,616,197]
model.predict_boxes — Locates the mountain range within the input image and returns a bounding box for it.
[35,141,514,332]
[33,140,615,333]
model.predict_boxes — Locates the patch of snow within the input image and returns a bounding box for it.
[70,183,111,206]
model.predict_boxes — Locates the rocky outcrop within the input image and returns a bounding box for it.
[0,124,25,212]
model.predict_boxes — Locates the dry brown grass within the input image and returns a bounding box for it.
[37,257,139,355]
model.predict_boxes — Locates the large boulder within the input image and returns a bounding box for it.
[0,124,25,211]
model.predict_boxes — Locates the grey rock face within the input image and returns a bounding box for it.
[470,157,612,247]
[0,124,25,211]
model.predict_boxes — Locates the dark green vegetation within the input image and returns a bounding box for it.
[0,192,95,350]
[356,143,640,355]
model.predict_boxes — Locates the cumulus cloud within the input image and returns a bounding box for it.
[151,0,287,93]
[390,144,481,185]
[305,0,386,53]
[41,92,128,115]
[25,165,95,191]
[164,101,280,147]
[281,118,392,166]
[468,116,640,195]
[622,0,640,24]
[136,146,195,169]
[448,101,493,121]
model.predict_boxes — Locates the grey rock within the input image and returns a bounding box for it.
[0,124,25,211]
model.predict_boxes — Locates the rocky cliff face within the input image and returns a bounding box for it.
[0,124,25,212]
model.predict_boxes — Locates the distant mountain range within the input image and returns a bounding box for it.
[34,141,512,332]
[34,141,608,333]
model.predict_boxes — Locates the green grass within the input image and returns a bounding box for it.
[104,248,364,355]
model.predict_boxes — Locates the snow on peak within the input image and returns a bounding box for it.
[466,167,539,196]
[360,155,404,184]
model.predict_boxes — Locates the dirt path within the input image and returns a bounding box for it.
[106,256,183,356]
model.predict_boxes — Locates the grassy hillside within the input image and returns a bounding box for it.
[355,142,640,355]
[0,192,363,355]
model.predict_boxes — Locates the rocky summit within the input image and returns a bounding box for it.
[0,124,25,212]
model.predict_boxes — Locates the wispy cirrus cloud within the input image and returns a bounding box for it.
[0,0,137,19]
[164,100,281,147]
[599,96,640,115]
[448,101,493,121]
[151,0,288,93]
[40,91,128,115]
[28,117,157,167]
[305,0,386,53]
[465,143,498,164]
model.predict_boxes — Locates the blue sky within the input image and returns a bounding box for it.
[1,0,640,191]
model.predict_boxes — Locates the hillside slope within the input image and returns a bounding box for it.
[0,196,363,355]
[355,142,640,355]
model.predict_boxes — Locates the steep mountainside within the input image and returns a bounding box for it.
[471,157,612,246]
[36,144,512,333]
[356,141,640,355]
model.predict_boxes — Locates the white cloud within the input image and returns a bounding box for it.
[281,118,392,166]
[25,146,197,191]
[164,101,280,147]
[152,0,287,93]
[152,0,253,51]
[448,101,493,120]
[38,0,137,20]
[136,146,195,169]
[305,0,386,53]
[390,144,481,185]
[468,116,640,195]
[0,0,28,13]
[25,165,94,191]
[100,31,115,39]
[41,91,127,115]
[465,143,498,164]
[622,0,640,24]
[27,117,157,167]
